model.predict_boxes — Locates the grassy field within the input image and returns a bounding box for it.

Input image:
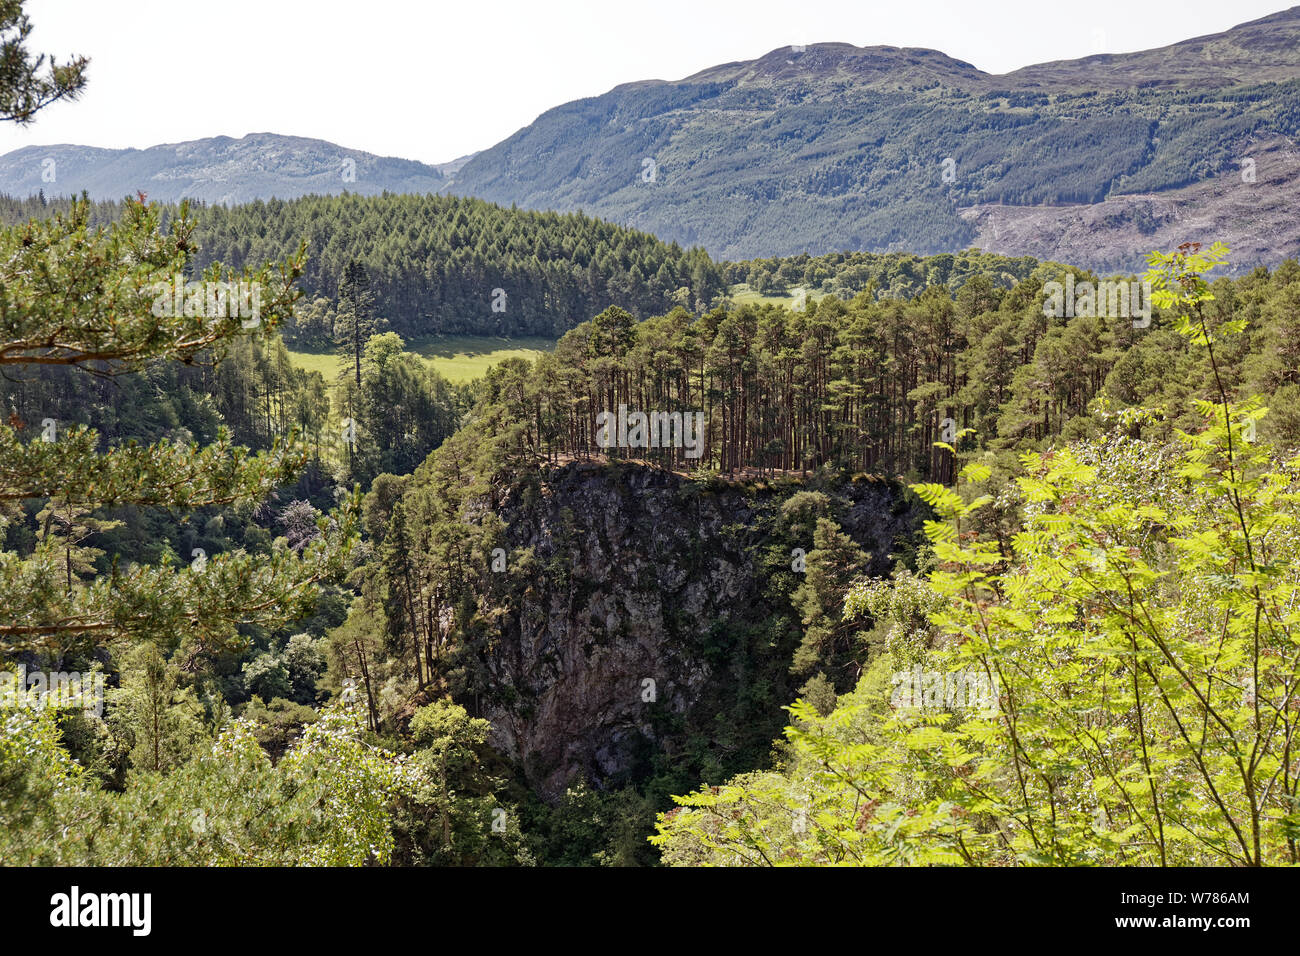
[728,283,827,309]
[283,348,337,379]
[285,334,556,385]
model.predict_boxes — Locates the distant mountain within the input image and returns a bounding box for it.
[0,133,462,204]
[449,7,1300,268]
[1005,7,1300,89]
[8,11,1300,271]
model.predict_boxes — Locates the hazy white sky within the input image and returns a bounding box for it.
[0,0,1289,163]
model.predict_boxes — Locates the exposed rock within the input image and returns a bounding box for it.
[962,137,1300,274]
[477,461,921,801]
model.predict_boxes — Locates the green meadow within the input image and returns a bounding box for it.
[727,283,826,309]
[285,334,556,385]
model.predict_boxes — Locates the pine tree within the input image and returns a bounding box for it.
[0,3,87,123]
[335,259,381,387]
[790,517,869,684]
[106,643,205,774]
[0,6,356,654]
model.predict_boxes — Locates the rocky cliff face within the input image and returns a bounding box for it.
[477,461,922,801]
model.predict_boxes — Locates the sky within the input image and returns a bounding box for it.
[0,0,1290,163]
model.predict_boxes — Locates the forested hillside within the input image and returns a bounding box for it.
[653,246,1300,866]
[12,12,1300,271]
[0,194,1051,339]
[724,247,1041,299]
[435,253,1299,486]
[7,209,1300,864]
[450,10,1300,264]
[0,193,727,337]
[340,243,1300,865]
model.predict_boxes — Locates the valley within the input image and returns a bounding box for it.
[2,0,1300,880]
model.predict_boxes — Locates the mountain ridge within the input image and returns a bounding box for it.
[0,131,462,204]
[6,10,1300,269]
[448,6,1300,267]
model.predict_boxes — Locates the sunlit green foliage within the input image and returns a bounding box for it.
[655,245,1300,866]
[0,696,410,865]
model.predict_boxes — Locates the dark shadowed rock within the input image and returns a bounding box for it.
[478,461,922,800]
